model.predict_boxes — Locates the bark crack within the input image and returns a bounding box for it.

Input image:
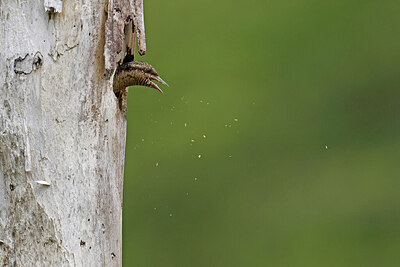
[104,0,146,71]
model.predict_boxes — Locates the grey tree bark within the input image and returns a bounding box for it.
[0,0,143,265]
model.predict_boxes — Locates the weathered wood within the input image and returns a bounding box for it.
[104,0,146,71]
[133,0,146,56]
[0,0,130,266]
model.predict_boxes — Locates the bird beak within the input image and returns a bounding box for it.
[149,81,164,94]
[148,75,168,94]
[153,76,169,87]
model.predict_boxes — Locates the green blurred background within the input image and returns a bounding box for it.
[122,0,400,266]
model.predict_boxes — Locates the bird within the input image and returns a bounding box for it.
[113,61,168,96]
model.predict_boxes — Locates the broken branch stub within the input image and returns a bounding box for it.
[104,0,147,72]
[133,0,146,56]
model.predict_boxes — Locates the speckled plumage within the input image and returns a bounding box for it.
[113,61,167,94]
[112,61,168,113]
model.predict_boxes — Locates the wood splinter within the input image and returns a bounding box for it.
[133,0,146,56]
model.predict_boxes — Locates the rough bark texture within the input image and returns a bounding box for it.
[104,0,146,71]
[0,0,128,266]
[44,0,63,13]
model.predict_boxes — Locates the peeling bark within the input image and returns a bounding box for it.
[133,0,146,56]
[104,0,147,71]
[1,0,128,266]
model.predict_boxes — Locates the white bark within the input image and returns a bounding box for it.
[0,0,127,266]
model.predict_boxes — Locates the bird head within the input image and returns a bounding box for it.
[128,61,168,93]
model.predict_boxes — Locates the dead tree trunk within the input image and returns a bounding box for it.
[0,0,145,265]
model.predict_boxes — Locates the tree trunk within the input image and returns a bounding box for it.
[0,0,137,265]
